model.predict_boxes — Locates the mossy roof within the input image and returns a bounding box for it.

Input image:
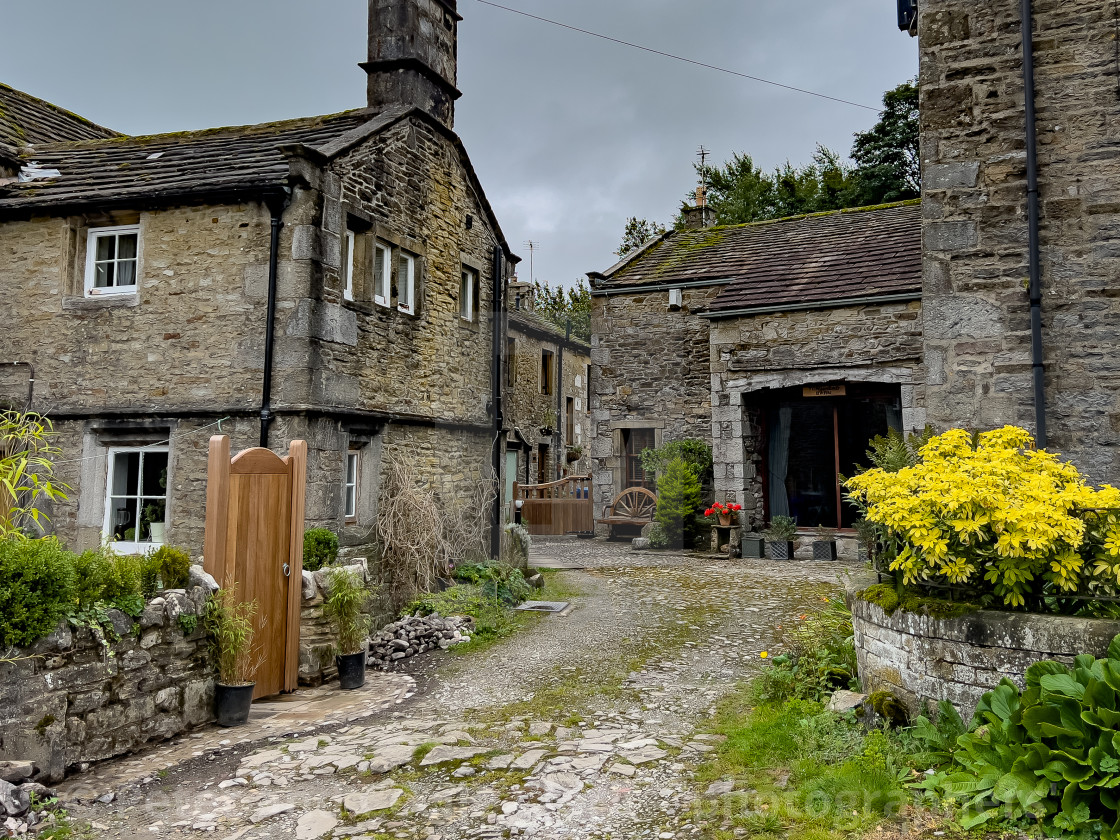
[592,201,922,312]
[0,82,119,148]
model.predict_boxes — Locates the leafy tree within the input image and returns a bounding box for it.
[654,457,703,550]
[616,217,667,257]
[0,410,70,538]
[640,438,713,483]
[532,279,591,342]
[849,80,920,205]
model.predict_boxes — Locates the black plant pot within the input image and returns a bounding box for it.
[767,540,796,561]
[215,683,255,727]
[337,651,367,690]
[812,541,838,562]
[741,536,765,559]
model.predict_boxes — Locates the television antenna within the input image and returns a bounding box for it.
[524,240,541,284]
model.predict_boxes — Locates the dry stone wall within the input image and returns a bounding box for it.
[920,0,1120,481]
[850,593,1120,719]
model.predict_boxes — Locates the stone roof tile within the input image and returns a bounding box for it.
[0,82,119,147]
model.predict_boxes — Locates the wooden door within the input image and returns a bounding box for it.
[204,436,307,700]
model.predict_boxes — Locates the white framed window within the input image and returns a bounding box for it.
[104,447,169,553]
[397,251,417,314]
[344,450,360,522]
[373,240,392,308]
[343,230,356,301]
[460,267,477,322]
[85,225,140,297]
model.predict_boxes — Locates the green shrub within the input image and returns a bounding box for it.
[647,523,668,549]
[452,559,530,606]
[140,552,161,599]
[654,457,702,549]
[100,553,145,616]
[0,537,77,648]
[753,597,858,703]
[322,566,374,655]
[639,438,713,482]
[151,545,191,590]
[303,527,339,572]
[72,547,111,611]
[919,635,1120,838]
[406,584,513,641]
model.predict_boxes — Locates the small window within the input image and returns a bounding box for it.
[460,267,478,322]
[86,225,139,296]
[344,450,360,522]
[541,349,554,396]
[105,447,168,551]
[373,240,392,308]
[397,250,417,314]
[586,364,592,408]
[344,230,356,302]
[566,397,575,442]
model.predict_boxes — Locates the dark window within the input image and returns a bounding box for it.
[537,443,550,484]
[622,428,656,490]
[566,397,575,442]
[541,350,554,395]
[506,339,516,387]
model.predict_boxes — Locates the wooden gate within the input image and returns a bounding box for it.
[203,436,307,700]
[514,474,593,536]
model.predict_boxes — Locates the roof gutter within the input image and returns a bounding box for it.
[1021,0,1047,447]
[699,292,921,320]
[590,277,731,297]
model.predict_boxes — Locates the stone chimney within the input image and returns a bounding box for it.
[683,185,716,229]
[508,277,534,312]
[361,0,462,128]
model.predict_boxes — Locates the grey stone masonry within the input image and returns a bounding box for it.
[919,0,1120,482]
[850,592,1120,720]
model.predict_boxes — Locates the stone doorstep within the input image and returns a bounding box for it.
[54,672,416,801]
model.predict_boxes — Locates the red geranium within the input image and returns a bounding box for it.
[705,501,743,518]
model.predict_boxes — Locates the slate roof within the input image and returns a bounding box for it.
[591,201,921,314]
[0,109,371,213]
[509,308,590,351]
[0,83,119,147]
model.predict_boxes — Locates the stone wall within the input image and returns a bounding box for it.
[919,0,1120,482]
[590,285,721,520]
[709,301,925,527]
[850,593,1120,719]
[0,584,215,783]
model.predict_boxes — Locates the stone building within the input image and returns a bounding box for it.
[589,202,922,533]
[917,0,1120,481]
[502,280,592,500]
[0,0,518,561]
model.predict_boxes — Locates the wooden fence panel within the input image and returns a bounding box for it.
[203,436,307,700]
[514,475,593,536]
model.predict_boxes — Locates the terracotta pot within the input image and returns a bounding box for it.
[718,514,732,527]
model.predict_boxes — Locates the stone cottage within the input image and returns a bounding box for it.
[502,279,592,499]
[589,201,922,533]
[0,0,518,562]
[916,0,1120,483]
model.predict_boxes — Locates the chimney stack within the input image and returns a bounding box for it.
[361,0,463,128]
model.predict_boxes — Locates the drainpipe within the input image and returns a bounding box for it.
[1021,0,1047,447]
[260,197,287,448]
[490,245,505,560]
[0,362,34,410]
[556,320,567,479]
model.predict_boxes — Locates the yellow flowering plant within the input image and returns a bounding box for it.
[845,426,1120,611]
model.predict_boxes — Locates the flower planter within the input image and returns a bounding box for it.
[741,535,765,559]
[812,540,838,562]
[336,651,367,690]
[718,514,733,527]
[215,683,255,727]
[767,541,795,561]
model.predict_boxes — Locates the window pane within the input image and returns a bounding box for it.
[96,235,116,261]
[110,498,136,541]
[117,233,138,260]
[346,453,357,485]
[375,245,388,300]
[141,452,168,498]
[116,259,137,287]
[112,452,140,495]
[94,262,112,288]
[345,485,356,518]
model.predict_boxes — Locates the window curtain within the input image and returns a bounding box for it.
[768,406,792,518]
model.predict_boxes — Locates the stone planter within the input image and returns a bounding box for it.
[812,540,838,561]
[215,683,255,727]
[767,541,795,560]
[849,592,1120,719]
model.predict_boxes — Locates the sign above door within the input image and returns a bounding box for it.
[803,384,847,398]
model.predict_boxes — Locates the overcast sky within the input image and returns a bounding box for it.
[0,0,916,287]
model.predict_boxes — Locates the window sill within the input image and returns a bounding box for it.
[110,540,163,554]
[64,293,140,311]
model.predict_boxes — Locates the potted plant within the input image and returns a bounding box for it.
[704,501,743,527]
[565,445,583,464]
[761,516,798,560]
[323,566,374,690]
[143,500,166,543]
[205,583,262,727]
[540,409,557,436]
[811,524,838,561]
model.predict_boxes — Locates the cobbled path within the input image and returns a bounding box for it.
[71,540,863,840]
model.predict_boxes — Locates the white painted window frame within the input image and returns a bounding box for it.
[85,224,140,297]
[373,240,392,308]
[460,266,477,322]
[344,230,356,302]
[344,450,360,522]
[397,250,417,315]
[103,446,169,554]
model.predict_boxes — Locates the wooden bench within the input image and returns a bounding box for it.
[596,487,657,538]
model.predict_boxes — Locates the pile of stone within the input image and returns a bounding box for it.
[0,761,58,835]
[367,613,474,669]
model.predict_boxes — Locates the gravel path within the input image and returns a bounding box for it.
[69,540,862,840]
